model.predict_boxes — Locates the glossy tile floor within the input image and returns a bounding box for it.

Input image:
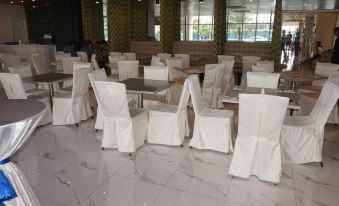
[12,119,339,206]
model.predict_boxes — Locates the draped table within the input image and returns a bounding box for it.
[0,100,45,206]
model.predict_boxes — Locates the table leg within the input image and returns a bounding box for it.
[291,81,296,90]
[138,93,143,108]
[49,84,54,107]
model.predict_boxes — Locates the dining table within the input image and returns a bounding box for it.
[0,99,45,205]
[279,71,327,90]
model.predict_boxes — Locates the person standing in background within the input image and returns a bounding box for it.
[95,40,110,76]
[286,31,292,50]
[281,30,287,57]
[294,32,300,57]
[331,27,339,64]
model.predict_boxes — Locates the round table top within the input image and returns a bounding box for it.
[0,99,45,126]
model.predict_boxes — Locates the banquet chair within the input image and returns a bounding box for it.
[123,52,137,60]
[313,62,339,86]
[109,55,126,74]
[143,66,169,109]
[166,57,186,81]
[229,93,289,183]
[202,64,225,109]
[77,51,89,62]
[88,70,107,130]
[73,62,92,71]
[151,55,165,66]
[241,56,261,88]
[217,55,235,63]
[281,72,339,166]
[55,52,71,72]
[256,61,274,73]
[247,72,280,89]
[188,75,234,153]
[52,68,92,126]
[157,53,172,63]
[110,52,122,56]
[62,57,82,74]
[117,60,139,81]
[94,81,148,153]
[0,73,52,125]
[91,54,100,70]
[1,54,21,71]
[174,54,190,68]
[147,77,190,146]
[31,54,45,75]
[220,59,235,107]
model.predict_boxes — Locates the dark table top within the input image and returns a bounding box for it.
[0,99,45,125]
[120,78,173,94]
[22,73,73,84]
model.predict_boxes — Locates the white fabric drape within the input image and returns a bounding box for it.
[91,54,100,70]
[117,60,139,81]
[220,59,235,100]
[0,100,45,206]
[281,74,339,164]
[202,64,224,109]
[109,52,122,56]
[77,51,89,62]
[247,72,280,89]
[229,94,289,183]
[255,61,274,73]
[166,57,187,81]
[147,78,190,145]
[94,81,147,153]
[62,57,82,74]
[174,54,190,68]
[157,53,172,63]
[217,55,235,63]
[55,52,71,72]
[53,68,92,125]
[151,56,165,66]
[188,75,234,153]
[8,65,36,91]
[123,53,137,60]
[241,56,261,88]
[313,62,339,86]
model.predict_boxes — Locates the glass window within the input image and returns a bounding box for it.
[154,2,160,41]
[103,0,108,40]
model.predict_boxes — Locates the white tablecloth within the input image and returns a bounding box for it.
[0,100,45,206]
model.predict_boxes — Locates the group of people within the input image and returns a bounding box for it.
[281,30,301,57]
[63,40,110,76]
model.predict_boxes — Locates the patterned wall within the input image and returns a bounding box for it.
[130,0,148,41]
[107,0,130,52]
[271,0,282,71]
[81,0,104,42]
[160,0,181,53]
[214,0,226,60]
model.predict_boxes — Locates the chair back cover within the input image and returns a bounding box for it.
[174,54,190,68]
[0,73,27,99]
[241,56,261,87]
[144,66,169,80]
[77,51,89,62]
[166,57,183,68]
[218,55,235,63]
[157,53,172,62]
[109,55,125,64]
[247,72,280,89]
[2,54,20,68]
[151,56,165,66]
[177,78,191,112]
[71,68,90,100]
[313,62,339,86]
[118,60,139,81]
[220,59,235,96]
[91,54,100,70]
[123,52,137,60]
[187,75,206,114]
[110,52,122,56]
[202,64,225,108]
[31,55,44,75]
[73,62,91,71]
[62,57,81,74]
[310,80,339,127]
[9,65,35,91]
[256,61,274,72]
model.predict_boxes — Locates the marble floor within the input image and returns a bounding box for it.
[12,119,339,206]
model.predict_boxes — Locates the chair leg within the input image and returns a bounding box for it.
[75,123,79,127]
[91,116,94,119]
[129,153,132,157]
[101,147,105,151]
[95,129,98,132]
[320,161,324,167]
[274,183,278,186]
[180,144,184,148]
[189,146,192,149]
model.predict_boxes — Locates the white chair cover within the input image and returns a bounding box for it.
[217,55,235,63]
[77,51,89,62]
[202,64,225,108]
[256,61,274,73]
[0,73,52,125]
[8,65,36,91]
[241,56,261,88]
[147,78,191,145]
[0,101,45,206]
[55,52,71,72]
[62,57,82,74]
[247,72,280,89]
[281,75,339,164]
[174,54,190,68]
[313,62,339,86]
[88,70,107,130]
[90,54,100,70]
[123,52,136,60]
[166,57,186,81]
[157,53,172,63]
[144,66,168,81]
[109,55,125,64]
[2,54,21,69]
[117,60,139,81]
[229,94,289,183]
[52,68,92,125]
[188,75,234,153]
[110,52,122,56]
[220,59,235,98]
[73,62,91,71]
[31,55,45,75]
[94,81,147,153]
[151,56,165,66]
